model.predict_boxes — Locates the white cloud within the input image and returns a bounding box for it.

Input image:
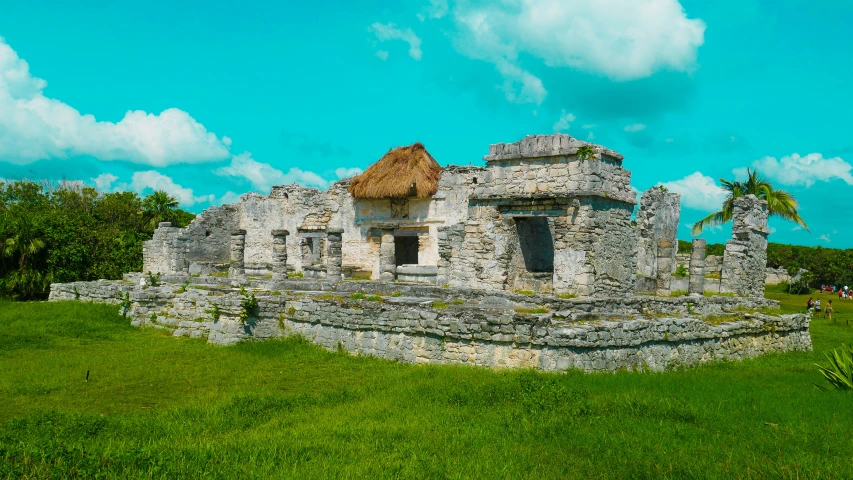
[368,23,423,60]
[218,191,243,205]
[746,153,853,187]
[624,123,647,133]
[375,50,389,61]
[92,173,118,191]
[215,152,329,192]
[448,0,705,104]
[660,171,728,211]
[581,124,597,129]
[494,58,547,104]
[335,167,363,179]
[818,234,831,243]
[129,171,214,206]
[418,0,449,21]
[0,36,231,166]
[552,110,576,132]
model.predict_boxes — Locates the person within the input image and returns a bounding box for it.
[815,299,821,314]
[807,297,814,313]
[825,300,834,321]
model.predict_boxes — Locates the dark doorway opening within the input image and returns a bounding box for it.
[395,236,419,266]
[515,217,554,272]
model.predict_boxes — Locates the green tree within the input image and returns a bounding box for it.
[692,168,808,235]
[142,190,180,230]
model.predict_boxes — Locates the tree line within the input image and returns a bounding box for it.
[0,180,194,300]
[678,240,853,289]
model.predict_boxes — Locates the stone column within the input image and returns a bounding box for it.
[656,239,675,295]
[379,229,396,282]
[271,230,289,279]
[721,195,770,297]
[688,239,706,296]
[300,237,311,268]
[326,228,343,280]
[229,229,247,277]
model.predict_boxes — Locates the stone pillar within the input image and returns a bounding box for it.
[656,239,675,295]
[326,228,343,280]
[229,229,247,277]
[721,195,770,297]
[312,237,325,265]
[634,187,681,293]
[300,237,311,268]
[379,229,396,282]
[271,230,289,279]
[688,239,706,295]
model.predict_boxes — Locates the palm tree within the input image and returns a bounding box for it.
[692,168,808,235]
[142,191,180,230]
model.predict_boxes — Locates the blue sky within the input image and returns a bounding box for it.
[0,0,851,247]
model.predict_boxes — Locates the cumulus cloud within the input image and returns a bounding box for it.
[418,0,449,21]
[660,171,728,211]
[215,152,329,192]
[217,191,243,205]
[335,167,363,179]
[447,0,705,104]
[624,123,647,133]
[0,36,231,166]
[552,110,576,132]
[375,50,389,61]
[368,23,423,60]
[746,153,853,187]
[129,171,214,206]
[92,173,118,191]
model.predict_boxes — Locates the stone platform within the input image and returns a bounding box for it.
[49,275,811,373]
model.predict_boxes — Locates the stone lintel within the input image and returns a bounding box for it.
[271,229,290,236]
[326,228,344,234]
[231,229,247,236]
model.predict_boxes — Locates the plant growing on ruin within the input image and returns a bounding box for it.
[432,301,448,309]
[814,345,853,391]
[673,264,688,278]
[175,280,190,294]
[391,291,402,297]
[576,145,596,160]
[72,286,80,300]
[118,291,132,317]
[556,292,578,299]
[350,293,365,300]
[207,304,221,322]
[145,272,161,288]
[514,306,550,314]
[366,295,384,302]
[692,168,807,235]
[239,286,259,324]
[287,271,304,279]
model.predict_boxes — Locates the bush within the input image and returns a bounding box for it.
[673,264,688,278]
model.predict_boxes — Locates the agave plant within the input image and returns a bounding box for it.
[814,344,853,391]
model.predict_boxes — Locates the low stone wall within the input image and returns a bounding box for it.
[49,277,811,373]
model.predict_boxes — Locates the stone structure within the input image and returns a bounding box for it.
[50,133,795,373]
[270,230,289,279]
[688,239,706,295]
[721,195,770,297]
[49,276,811,372]
[228,229,247,277]
[635,187,681,293]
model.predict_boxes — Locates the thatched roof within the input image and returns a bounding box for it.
[349,143,442,199]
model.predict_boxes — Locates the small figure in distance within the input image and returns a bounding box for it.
[825,300,834,322]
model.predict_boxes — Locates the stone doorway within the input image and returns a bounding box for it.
[515,217,554,273]
[394,236,419,266]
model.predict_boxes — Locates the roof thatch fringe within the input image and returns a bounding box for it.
[349,143,442,199]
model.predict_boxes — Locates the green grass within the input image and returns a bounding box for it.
[1,297,853,478]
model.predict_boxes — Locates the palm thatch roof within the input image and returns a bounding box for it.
[349,143,442,199]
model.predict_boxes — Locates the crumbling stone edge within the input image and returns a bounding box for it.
[49,277,812,373]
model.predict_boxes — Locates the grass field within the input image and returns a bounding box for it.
[1,289,852,479]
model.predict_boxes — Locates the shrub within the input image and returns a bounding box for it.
[576,145,596,160]
[146,272,161,287]
[350,293,365,300]
[814,345,853,391]
[673,264,688,278]
[175,280,190,294]
[239,287,259,324]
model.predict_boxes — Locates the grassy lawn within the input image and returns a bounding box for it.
[1,294,852,479]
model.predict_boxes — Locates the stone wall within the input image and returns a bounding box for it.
[478,134,634,204]
[49,278,811,372]
[721,195,770,297]
[635,187,681,293]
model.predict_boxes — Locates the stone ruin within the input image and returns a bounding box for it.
[50,134,810,372]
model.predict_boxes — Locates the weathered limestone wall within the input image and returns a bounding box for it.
[721,195,770,297]
[478,134,634,203]
[634,187,681,293]
[49,279,811,372]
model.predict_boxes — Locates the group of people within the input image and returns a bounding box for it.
[807,297,835,320]
[820,284,852,299]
